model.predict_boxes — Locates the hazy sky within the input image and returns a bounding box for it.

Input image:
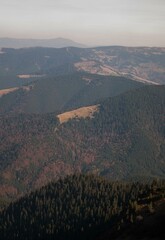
[0,0,165,46]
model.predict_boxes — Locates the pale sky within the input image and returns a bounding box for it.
[0,0,165,46]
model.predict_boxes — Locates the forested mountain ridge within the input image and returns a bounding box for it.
[0,175,165,240]
[0,73,143,114]
[56,85,165,179]
[0,85,165,205]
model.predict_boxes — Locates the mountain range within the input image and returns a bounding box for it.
[0,46,164,91]
[0,44,165,239]
[0,37,86,49]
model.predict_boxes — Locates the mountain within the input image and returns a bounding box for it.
[0,73,143,114]
[0,175,164,240]
[0,37,86,49]
[0,46,164,90]
[0,85,165,204]
[1,44,164,239]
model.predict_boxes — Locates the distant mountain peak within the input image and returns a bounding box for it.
[0,37,86,49]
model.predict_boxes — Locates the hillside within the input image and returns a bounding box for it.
[0,85,165,204]
[96,196,165,240]
[0,46,164,90]
[74,46,165,85]
[57,105,99,124]
[0,47,78,89]
[56,85,165,179]
[0,73,143,114]
[0,175,164,240]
